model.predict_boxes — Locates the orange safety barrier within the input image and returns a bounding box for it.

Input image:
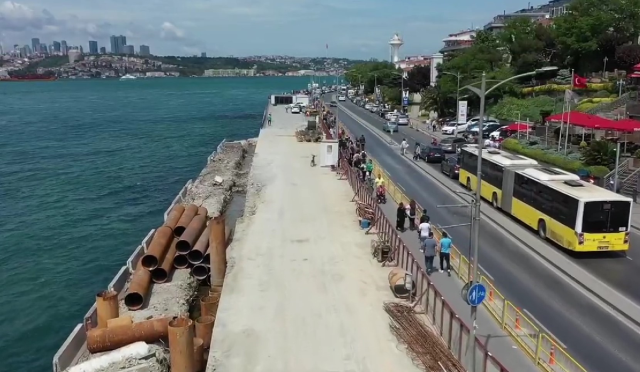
[337,122,588,372]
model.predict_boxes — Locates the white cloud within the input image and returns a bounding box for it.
[160,22,185,40]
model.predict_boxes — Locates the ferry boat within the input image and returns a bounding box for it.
[0,74,57,82]
[119,74,137,80]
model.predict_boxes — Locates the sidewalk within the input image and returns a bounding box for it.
[374,196,539,372]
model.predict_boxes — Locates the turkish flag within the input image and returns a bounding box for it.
[573,74,588,89]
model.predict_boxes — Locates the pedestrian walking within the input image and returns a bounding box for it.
[408,200,417,230]
[420,231,438,275]
[396,202,406,231]
[418,214,431,243]
[439,232,452,276]
[268,113,272,126]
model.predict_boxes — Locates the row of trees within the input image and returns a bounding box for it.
[346,0,640,115]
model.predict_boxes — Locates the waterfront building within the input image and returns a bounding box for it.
[122,45,135,55]
[89,41,98,54]
[139,45,150,56]
[68,50,83,63]
[31,38,40,53]
[203,66,257,77]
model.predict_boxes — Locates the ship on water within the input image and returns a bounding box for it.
[0,74,58,82]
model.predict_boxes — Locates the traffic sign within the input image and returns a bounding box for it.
[402,96,409,106]
[467,283,486,307]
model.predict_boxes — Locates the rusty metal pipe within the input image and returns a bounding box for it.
[164,204,185,229]
[107,316,132,328]
[124,259,152,310]
[209,216,227,287]
[202,252,210,266]
[168,317,195,372]
[194,337,204,372]
[95,290,119,329]
[195,315,214,349]
[151,238,178,283]
[176,214,207,254]
[141,226,174,270]
[86,317,173,353]
[174,204,199,237]
[191,264,210,280]
[187,226,210,264]
[200,294,220,317]
[173,253,190,269]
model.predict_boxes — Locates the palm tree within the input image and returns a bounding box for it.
[420,85,451,118]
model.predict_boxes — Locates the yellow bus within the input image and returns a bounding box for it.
[458,145,538,207]
[459,147,632,252]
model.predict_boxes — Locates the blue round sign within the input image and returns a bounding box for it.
[467,283,487,307]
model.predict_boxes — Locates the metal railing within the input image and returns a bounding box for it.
[337,119,587,372]
[604,158,630,186]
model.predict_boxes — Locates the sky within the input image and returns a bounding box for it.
[0,0,526,59]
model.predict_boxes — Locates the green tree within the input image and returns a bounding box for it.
[405,65,431,93]
[499,18,558,75]
[554,0,640,72]
[344,61,400,94]
[420,85,453,117]
[581,140,616,168]
[615,44,640,71]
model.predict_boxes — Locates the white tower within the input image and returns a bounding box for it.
[389,33,403,63]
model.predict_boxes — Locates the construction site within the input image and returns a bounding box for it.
[54,103,468,372]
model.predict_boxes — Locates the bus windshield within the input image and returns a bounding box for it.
[582,201,630,233]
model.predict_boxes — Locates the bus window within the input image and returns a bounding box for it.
[582,201,631,233]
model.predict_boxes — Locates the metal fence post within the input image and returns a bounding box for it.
[534,333,543,366]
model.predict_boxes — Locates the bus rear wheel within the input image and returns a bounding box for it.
[538,220,547,240]
[491,193,499,209]
[466,178,471,191]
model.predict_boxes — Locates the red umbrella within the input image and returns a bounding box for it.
[505,122,531,132]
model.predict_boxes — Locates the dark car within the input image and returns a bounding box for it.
[419,145,444,163]
[440,155,460,179]
[329,101,338,107]
[482,123,503,138]
[439,137,468,153]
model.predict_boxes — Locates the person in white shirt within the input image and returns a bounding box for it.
[418,219,431,243]
[401,139,409,156]
[483,137,491,147]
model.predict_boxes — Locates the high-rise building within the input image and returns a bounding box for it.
[53,41,61,53]
[48,44,54,54]
[89,40,98,54]
[60,40,68,55]
[79,46,84,54]
[31,38,40,53]
[110,35,127,54]
[139,45,150,56]
[40,43,48,55]
[122,45,135,55]
[99,46,106,54]
[201,52,207,58]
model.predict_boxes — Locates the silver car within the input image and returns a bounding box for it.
[397,115,409,125]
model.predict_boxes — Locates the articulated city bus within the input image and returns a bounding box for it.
[458,146,632,252]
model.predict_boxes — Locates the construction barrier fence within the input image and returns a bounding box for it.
[336,119,586,372]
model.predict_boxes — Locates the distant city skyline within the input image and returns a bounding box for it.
[0,0,538,59]
[1,34,153,57]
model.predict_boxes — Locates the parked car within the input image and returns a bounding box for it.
[481,123,503,138]
[397,115,409,125]
[441,122,468,135]
[467,120,499,135]
[419,145,445,163]
[291,105,301,114]
[440,155,460,179]
[364,103,372,110]
[369,105,380,113]
[329,101,338,107]
[382,121,398,132]
[439,137,468,153]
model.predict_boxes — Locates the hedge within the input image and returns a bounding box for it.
[521,83,614,95]
[501,139,610,177]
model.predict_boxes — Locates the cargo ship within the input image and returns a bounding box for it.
[0,74,58,82]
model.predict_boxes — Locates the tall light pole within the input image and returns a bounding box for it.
[460,66,558,372]
[391,71,408,111]
[441,71,462,136]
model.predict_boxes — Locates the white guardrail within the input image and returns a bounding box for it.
[52,138,227,372]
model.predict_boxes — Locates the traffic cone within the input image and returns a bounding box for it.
[515,314,521,330]
[488,289,494,303]
[549,345,556,365]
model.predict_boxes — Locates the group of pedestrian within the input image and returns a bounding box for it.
[395,201,422,231]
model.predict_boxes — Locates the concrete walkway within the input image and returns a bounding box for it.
[206,105,421,372]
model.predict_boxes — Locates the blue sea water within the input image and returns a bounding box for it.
[0,77,310,371]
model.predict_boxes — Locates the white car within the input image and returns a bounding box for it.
[338,95,346,101]
[441,122,468,135]
[396,115,409,125]
[291,106,301,114]
[364,103,372,110]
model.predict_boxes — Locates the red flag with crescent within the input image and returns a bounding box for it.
[573,74,588,89]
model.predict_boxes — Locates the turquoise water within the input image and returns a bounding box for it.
[0,77,309,371]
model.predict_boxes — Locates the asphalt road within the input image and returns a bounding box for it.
[339,99,640,303]
[329,97,640,372]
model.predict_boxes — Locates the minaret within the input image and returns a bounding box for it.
[389,33,404,63]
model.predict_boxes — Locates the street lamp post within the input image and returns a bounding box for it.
[441,71,462,136]
[460,66,558,372]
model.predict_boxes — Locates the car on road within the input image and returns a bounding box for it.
[466,120,499,135]
[382,121,398,133]
[441,122,467,135]
[440,155,460,179]
[338,95,346,101]
[439,137,468,153]
[329,101,337,107]
[364,103,372,110]
[369,105,380,113]
[481,123,503,138]
[396,115,409,125]
[379,109,389,118]
[291,105,301,114]
[419,144,445,163]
